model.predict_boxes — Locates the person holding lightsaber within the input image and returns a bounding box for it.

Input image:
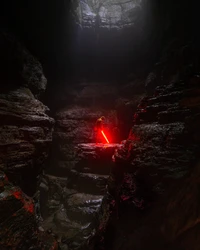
[94,116,109,143]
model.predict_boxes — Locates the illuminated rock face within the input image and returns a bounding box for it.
[40,77,143,249]
[73,0,143,29]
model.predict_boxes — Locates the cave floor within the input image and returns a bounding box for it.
[40,143,122,250]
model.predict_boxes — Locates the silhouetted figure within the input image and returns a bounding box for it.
[94,116,105,143]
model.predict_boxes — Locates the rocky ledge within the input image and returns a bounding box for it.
[40,143,122,250]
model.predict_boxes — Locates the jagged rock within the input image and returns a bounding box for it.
[67,170,108,195]
[41,143,122,249]
[87,79,200,250]
[73,0,143,30]
[0,87,54,193]
[47,105,121,177]
[0,33,47,97]
[54,106,118,144]
[66,193,103,223]
[158,109,191,124]
[0,171,58,250]
[148,91,183,105]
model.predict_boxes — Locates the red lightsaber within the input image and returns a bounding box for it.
[101,130,109,144]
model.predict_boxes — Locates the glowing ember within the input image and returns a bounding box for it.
[101,130,109,143]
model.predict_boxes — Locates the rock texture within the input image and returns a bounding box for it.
[0,33,56,248]
[86,75,200,250]
[0,32,54,193]
[0,87,54,195]
[49,80,145,141]
[43,77,144,250]
[0,33,47,97]
[0,170,58,250]
[72,0,143,30]
[40,143,122,249]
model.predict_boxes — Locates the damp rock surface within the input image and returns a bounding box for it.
[87,79,200,250]
[40,143,122,250]
[0,87,54,193]
[0,33,54,194]
[0,33,56,249]
[0,170,58,250]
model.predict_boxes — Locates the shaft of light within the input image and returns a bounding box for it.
[101,130,109,143]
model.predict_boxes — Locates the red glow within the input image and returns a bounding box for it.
[24,203,34,213]
[13,190,22,200]
[101,130,109,143]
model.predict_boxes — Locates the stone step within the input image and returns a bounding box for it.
[42,205,94,250]
[67,170,108,195]
[74,161,112,175]
[65,193,103,224]
[148,91,183,105]
[76,143,122,161]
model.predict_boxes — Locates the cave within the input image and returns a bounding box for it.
[1,0,200,249]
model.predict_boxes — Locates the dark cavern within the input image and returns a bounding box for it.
[1,0,200,249]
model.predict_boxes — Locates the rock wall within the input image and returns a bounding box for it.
[86,64,200,250]
[40,79,145,249]
[72,0,143,29]
[0,171,58,250]
[0,87,54,195]
[40,143,122,249]
[0,33,56,249]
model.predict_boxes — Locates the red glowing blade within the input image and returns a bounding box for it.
[101,130,109,143]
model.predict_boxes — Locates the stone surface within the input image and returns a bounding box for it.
[43,76,144,250]
[0,87,54,194]
[0,170,58,250]
[86,78,200,249]
[158,161,200,250]
[47,103,122,179]
[40,143,122,249]
[0,33,47,97]
[72,0,143,30]
[0,33,56,249]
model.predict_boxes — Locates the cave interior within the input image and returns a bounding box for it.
[1,0,200,250]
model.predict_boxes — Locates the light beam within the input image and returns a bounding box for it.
[101,130,109,144]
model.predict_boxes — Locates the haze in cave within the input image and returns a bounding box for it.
[0,0,200,250]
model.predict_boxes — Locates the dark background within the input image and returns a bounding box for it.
[0,0,200,84]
